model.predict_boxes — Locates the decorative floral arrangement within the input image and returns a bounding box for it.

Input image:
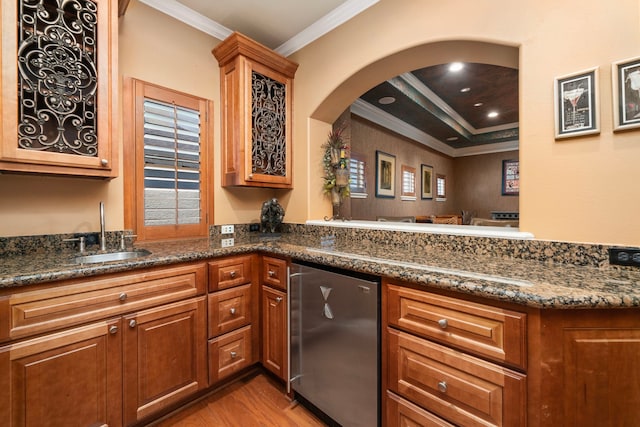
[321,125,350,203]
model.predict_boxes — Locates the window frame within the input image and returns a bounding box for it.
[349,152,367,198]
[436,173,447,200]
[123,78,213,241]
[400,164,416,201]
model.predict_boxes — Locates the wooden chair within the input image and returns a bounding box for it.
[432,215,462,225]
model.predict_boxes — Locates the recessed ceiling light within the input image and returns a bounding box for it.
[474,102,483,107]
[446,136,459,141]
[460,87,471,93]
[487,111,499,118]
[449,62,464,72]
[378,96,396,105]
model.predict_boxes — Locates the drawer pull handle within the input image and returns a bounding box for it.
[230,351,237,359]
[230,307,236,315]
[119,292,128,302]
[275,297,283,303]
[268,270,276,277]
[437,381,448,393]
[229,270,237,278]
[109,325,118,335]
[438,319,448,329]
[129,319,136,328]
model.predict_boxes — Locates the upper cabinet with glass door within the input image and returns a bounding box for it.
[213,32,298,189]
[0,0,117,178]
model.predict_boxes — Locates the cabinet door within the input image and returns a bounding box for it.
[562,328,640,426]
[213,32,297,188]
[123,297,207,426]
[261,285,287,380]
[0,0,117,177]
[0,319,122,427]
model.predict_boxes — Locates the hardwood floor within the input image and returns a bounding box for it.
[150,371,327,427]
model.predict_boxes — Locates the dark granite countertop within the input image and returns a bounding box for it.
[1,234,639,309]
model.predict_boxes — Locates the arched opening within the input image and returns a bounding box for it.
[309,40,523,235]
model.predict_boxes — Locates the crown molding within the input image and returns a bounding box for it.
[139,0,378,57]
[139,0,232,40]
[351,99,518,158]
[351,99,456,157]
[276,0,380,56]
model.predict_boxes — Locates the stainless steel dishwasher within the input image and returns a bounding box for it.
[289,261,380,427]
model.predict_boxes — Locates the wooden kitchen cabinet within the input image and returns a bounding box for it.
[0,261,208,427]
[212,32,298,188]
[262,255,288,291]
[0,319,122,427]
[207,255,259,384]
[529,309,640,426]
[384,279,527,427]
[123,297,207,426]
[0,0,118,178]
[261,285,287,380]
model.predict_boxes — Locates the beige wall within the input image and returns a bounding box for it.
[289,0,640,246]
[0,0,275,237]
[1,0,639,247]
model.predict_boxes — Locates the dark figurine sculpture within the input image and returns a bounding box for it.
[260,198,285,234]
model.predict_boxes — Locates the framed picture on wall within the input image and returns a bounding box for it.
[554,67,599,139]
[420,164,433,199]
[502,159,519,196]
[612,56,640,131]
[375,150,395,198]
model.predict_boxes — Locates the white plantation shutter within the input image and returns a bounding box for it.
[143,99,201,226]
[349,154,367,198]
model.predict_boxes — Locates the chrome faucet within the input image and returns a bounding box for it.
[99,201,106,251]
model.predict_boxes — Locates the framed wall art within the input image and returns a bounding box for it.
[375,150,395,198]
[502,159,519,196]
[554,67,599,139]
[612,56,640,131]
[420,164,433,199]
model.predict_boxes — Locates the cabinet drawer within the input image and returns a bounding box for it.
[1,262,207,342]
[208,255,253,291]
[386,391,455,427]
[387,283,526,369]
[208,284,252,338]
[262,256,287,290]
[388,328,526,427]
[208,325,256,384]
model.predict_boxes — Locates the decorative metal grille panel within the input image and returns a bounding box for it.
[17,0,99,156]
[251,71,286,177]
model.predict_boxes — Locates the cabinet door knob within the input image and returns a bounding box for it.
[101,158,109,166]
[438,319,448,329]
[229,270,236,278]
[230,307,236,315]
[129,319,137,328]
[275,296,283,303]
[230,351,237,359]
[248,174,253,180]
[119,292,128,302]
[109,325,118,335]
[268,270,275,277]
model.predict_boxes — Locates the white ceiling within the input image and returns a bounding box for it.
[138,0,380,56]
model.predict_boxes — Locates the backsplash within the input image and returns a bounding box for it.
[1,223,633,269]
[281,223,616,268]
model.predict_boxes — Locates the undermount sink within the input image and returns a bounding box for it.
[73,249,151,264]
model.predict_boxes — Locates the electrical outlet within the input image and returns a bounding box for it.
[609,247,640,267]
[220,225,234,234]
[221,238,235,247]
[249,223,260,232]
